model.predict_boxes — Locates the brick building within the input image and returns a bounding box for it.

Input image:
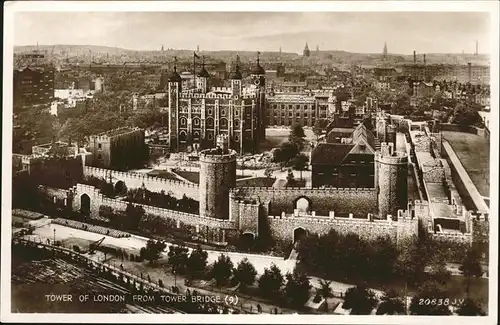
[88,127,147,171]
[311,124,376,188]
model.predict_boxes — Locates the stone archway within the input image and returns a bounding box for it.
[293,227,307,243]
[114,180,127,196]
[294,196,311,214]
[80,194,91,216]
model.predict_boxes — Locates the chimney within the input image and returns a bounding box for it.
[413,51,416,64]
[423,54,426,64]
[468,62,472,83]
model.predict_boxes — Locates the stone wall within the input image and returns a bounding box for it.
[422,159,445,183]
[430,232,472,245]
[72,184,235,230]
[267,213,418,244]
[231,187,378,218]
[84,166,199,200]
[441,141,489,212]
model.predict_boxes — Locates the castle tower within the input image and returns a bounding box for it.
[168,57,182,152]
[230,55,242,97]
[375,142,408,218]
[199,134,237,220]
[303,43,310,57]
[197,58,210,93]
[250,52,267,148]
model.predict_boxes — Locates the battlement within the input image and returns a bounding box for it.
[211,86,232,93]
[376,142,408,164]
[199,148,237,163]
[231,186,377,196]
[90,127,142,140]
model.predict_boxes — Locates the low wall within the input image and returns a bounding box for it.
[232,187,378,218]
[84,166,199,200]
[441,141,489,212]
[440,123,489,139]
[430,232,472,245]
[267,214,418,244]
[73,184,235,230]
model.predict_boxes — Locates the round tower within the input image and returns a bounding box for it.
[375,142,408,218]
[199,134,237,220]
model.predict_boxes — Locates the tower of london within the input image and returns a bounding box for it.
[166,54,267,155]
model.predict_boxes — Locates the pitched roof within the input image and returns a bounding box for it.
[352,123,376,150]
[311,143,354,165]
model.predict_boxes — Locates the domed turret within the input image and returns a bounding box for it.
[251,52,265,75]
[169,65,182,83]
[198,62,210,78]
[230,64,242,80]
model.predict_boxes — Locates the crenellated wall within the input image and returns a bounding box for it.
[83,166,199,200]
[231,187,378,218]
[72,184,234,230]
[267,212,418,244]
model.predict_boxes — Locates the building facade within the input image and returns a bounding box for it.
[167,55,266,155]
[88,127,147,171]
[14,67,55,107]
[402,63,490,85]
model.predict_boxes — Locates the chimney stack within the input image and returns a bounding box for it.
[423,54,426,64]
[413,50,416,64]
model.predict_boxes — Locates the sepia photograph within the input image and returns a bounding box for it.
[1,1,498,324]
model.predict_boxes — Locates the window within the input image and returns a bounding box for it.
[221,119,227,127]
[207,109,213,116]
[98,143,102,150]
[97,154,102,160]
[208,133,213,140]
[180,118,187,126]
[221,109,226,116]
[235,135,239,141]
[234,120,239,127]
[194,118,200,126]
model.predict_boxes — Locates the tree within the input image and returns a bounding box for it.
[211,254,233,287]
[289,123,306,151]
[167,243,189,273]
[284,268,311,308]
[273,141,299,166]
[316,279,333,312]
[409,281,452,315]
[264,168,273,178]
[427,255,451,286]
[395,237,426,285]
[258,263,284,300]
[376,289,406,315]
[291,153,309,180]
[186,245,208,276]
[142,239,167,264]
[343,285,378,315]
[286,169,296,187]
[459,246,483,295]
[234,258,257,288]
[312,120,322,140]
[456,297,486,316]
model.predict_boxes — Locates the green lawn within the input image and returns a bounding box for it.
[443,131,490,197]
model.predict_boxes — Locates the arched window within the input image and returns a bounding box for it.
[179,131,187,142]
[206,117,214,128]
[193,131,200,141]
[193,118,200,126]
[234,119,240,128]
[220,118,228,128]
[180,117,187,126]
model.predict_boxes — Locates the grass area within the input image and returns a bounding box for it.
[236,177,276,187]
[147,170,180,181]
[261,128,315,151]
[443,131,490,197]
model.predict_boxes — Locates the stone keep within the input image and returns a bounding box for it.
[376,142,408,217]
[199,135,237,220]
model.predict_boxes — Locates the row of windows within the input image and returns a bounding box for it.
[270,111,317,118]
[179,108,250,116]
[178,132,242,142]
[271,104,315,110]
[178,118,243,128]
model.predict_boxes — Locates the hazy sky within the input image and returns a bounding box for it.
[14,11,491,54]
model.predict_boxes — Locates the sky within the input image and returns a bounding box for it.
[13,11,492,54]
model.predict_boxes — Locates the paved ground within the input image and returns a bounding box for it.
[442,131,490,197]
[31,223,296,275]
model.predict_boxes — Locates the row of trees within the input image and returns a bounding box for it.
[126,188,199,215]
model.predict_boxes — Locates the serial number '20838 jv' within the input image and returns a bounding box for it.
[418,298,465,306]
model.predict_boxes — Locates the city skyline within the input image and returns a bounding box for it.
[14,11,491,55]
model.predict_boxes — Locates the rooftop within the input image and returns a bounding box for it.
[93,127,139,138]
[311,143,354,165]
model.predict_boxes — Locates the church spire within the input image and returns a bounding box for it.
[303,42,310,57]
[383,41,388,60]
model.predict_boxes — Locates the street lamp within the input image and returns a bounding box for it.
[53,228,56,245]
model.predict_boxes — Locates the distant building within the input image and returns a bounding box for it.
[266,90,334,127]
[14,67,55,107]
[88,127,148,170]
[401,63,490,85]
[303,43,310,57]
